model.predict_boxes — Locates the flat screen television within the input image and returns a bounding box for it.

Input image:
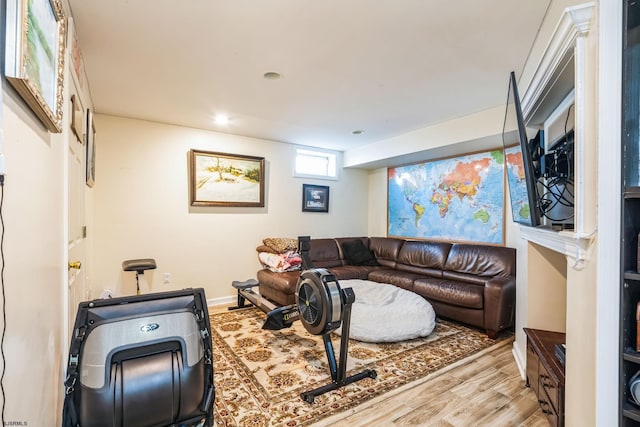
[502,71,542,227]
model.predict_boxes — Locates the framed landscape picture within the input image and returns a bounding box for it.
[387,150,505,244]
[4,0,66,132]
[189,150,265,207]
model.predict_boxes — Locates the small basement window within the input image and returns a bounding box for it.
[294,147,338,180]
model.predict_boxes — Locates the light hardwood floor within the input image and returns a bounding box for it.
[315,342,549,427]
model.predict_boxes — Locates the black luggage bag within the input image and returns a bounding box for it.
[62,288,214,427]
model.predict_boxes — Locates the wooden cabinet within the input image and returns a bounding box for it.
[524,328,565,427]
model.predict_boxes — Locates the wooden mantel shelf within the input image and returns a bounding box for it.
[519,225,595,267]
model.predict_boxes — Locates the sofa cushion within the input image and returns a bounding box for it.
[413,277,484,309]
[257,269,299,306]
[444,244,515,278]
[442,270,489,286]
[367,269,421,291]
[339,239,380,266]
[428,300,485,330]
[309,238,343,268]
[329,265,378,280]
[369,237,404,268]
[395,240,451,277]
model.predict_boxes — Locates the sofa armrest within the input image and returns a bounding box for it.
[483,276,516,337]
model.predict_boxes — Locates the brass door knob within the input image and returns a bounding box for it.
[68,261,82,270]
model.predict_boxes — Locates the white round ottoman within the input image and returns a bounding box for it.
[335,279,436,343]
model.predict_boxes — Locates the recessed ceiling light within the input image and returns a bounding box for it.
[214,114,230,126]
[263,72,281,80]
[352,130,365,135]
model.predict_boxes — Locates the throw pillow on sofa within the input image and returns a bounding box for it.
[341,240,379,266]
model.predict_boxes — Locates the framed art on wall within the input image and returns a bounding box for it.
[4,0,66,132]
[302,184,329,213]
[86,109,96,187]
[387,149,505,244]
[189,150,265,207]
[70,94,83,142]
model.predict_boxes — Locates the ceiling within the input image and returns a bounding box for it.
[67,0,551,153]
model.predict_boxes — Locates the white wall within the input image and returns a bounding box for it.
[345,105,507,169]
[91,115,370,301]
[367,168,388,237]
[1,87,66,425]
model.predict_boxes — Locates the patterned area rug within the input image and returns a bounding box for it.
[211,305,511,427]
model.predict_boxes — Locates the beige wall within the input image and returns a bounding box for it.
[565,244,597,426]
[90,115,370,300]
[525,243,568,332]
[0,7,95,424]
[1,89,66,424]
[367,168,388,237]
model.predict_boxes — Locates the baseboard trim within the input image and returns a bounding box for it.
[512,340,526,380]
[208,295,235,307]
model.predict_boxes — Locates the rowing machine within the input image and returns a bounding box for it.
[230,236,377,403]
[296,268,377,403]
[228,278,300,330]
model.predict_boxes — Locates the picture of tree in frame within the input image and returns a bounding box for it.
[189,149,265,207]
[4,0,66,132]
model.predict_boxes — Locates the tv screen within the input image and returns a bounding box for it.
[502,71,542,227]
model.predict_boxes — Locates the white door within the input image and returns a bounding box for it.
[67,81,87,335]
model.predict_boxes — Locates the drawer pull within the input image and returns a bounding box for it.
[538,399,552,414]
[540,373,556,390]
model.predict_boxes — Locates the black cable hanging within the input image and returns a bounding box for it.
[536,104,575,223]
[1,175,6,427]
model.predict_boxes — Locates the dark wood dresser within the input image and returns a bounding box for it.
[524,328,566,427]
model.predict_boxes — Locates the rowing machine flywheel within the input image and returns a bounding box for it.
[296,269,343,336]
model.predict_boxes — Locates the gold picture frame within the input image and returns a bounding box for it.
[4,0,66,132]
[189,149,265,207]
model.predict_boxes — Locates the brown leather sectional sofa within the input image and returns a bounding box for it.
[256,237,516,338]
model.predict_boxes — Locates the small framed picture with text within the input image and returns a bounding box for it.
[302,184,329,213]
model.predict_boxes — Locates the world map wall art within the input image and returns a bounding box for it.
[388,150,505,245]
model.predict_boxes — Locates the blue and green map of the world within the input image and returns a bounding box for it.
[504,145,534,225]
[388,150,504,244]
